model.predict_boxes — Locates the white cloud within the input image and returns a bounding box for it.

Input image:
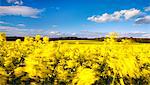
[7,0,23,5]
[0,21,26,27]
[0,21,8,24]
[0,26,45,36]
[17,23,26,27]
[0,6,43,18]
[122,8,141,20]
[71,33,77,36]
[0,26,20,30]
[124,31,147,35]
[142,33,150,38]
[48,31,62,36]
[144,6,150,11]
[119,32,148,38]
[135,16,150,24]
[87,13,118,23]
[88,8,141,23]
[0,25,148,38]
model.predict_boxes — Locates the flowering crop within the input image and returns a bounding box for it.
[0,32,150,85]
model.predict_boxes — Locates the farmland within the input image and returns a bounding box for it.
[0,33,150,85]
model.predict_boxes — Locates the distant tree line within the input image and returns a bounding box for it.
[6,36,150,43]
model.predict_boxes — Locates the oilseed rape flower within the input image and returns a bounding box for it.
[0,33,6,41]
[72,67,98,85]
[0,32,150,84]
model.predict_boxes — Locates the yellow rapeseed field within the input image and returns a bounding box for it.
[0,32,150,85]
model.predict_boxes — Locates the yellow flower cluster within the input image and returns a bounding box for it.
[0,32,150,85]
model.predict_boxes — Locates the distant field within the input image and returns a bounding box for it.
[7,40,149,45]
[7,40,101,43]
[55,40,103,44]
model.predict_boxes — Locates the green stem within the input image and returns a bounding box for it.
[111,72,116,85]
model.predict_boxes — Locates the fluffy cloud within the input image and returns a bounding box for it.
[87,13,120,23]
[7,0,23,5]
[0,6,43,18]
[122,9,141,20]
[144,6,150,11]
[88,8,141,23]
[135,16,150,24]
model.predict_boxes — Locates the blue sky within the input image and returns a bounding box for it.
[0,0,150,37]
